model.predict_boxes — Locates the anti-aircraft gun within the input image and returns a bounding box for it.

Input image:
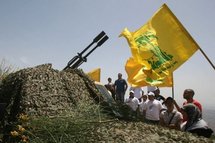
[63,31,109,70]
[63,32,126,119]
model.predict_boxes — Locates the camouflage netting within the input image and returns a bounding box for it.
[0,64,101,121]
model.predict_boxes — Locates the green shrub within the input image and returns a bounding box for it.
[27,99,113,143]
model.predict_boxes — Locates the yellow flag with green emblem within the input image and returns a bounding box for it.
[125,57,173,87]
[87,68,101,82]
[121,4,199,87]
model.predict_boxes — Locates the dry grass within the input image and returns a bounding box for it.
[0,59,16,82]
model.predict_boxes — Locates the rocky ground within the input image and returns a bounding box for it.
[83,120,213,143]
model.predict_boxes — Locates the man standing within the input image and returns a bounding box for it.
[153,87,165,102]
[114,73,128,103]
[129,86,144,102]
[125,90,139,111]
[105,77,116,100]
[143,92,163,124]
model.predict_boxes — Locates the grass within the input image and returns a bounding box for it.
[0,59,16,82]
[27,100,113,143]
[0,98,112,142]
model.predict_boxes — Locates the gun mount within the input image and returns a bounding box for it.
[63,31,109,70]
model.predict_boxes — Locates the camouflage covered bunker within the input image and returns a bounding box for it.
[0,64,101,122]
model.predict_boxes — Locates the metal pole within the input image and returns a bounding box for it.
[171,73,174,99]
[198,47,215,71]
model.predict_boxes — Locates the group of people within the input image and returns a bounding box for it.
[104,73,128,103]
[104,73,213,138]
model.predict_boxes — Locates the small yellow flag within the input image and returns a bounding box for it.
[121,4,199,87]
[87,68,101,82]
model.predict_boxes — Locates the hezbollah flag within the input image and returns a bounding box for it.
[87,68,101,82]
[125,57,173,87]
[120,3,199,87]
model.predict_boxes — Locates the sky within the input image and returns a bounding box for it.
[0,0,215,108]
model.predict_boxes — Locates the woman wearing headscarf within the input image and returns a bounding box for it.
[181,103,213,138]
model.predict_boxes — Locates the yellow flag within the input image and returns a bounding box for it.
[87,68,101,82]
[125,57,173,87]
[121,4,199,86]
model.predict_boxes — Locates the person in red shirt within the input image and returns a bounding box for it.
[174,89,202,121]
[182,89,202,112]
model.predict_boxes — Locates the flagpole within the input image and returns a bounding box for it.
[198,47,215,70]
[171,73,174,99]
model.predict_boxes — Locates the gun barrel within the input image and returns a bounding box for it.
[79,31,106,55]
[84,35,109,58]
[97,35,109,47]
[93,31,106,43]
[63,31,108,70]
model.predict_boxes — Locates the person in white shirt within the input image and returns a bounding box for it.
[139,94,148,121]
[139,94,148,114]
[125,90,139,111]
[143,92,164,124]
[129,86,144,102]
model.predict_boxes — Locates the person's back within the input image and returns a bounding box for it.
[187,120,213,138]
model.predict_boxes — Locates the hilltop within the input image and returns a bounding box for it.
[0,64,213,143]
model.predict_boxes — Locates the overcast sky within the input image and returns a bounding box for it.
[0,0,215,108]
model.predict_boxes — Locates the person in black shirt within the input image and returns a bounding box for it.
[114,73,128,103]
[153,87,165,102]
